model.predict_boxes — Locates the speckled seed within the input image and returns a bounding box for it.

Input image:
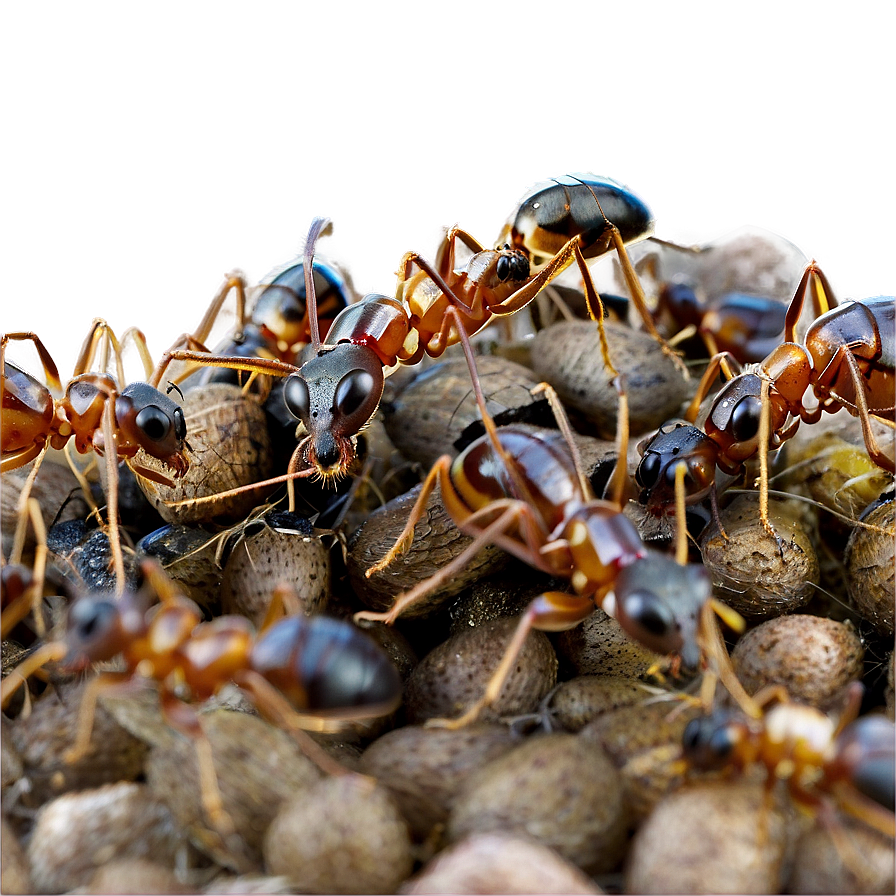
[146,709,323,870]
[532,319,690,437]
[844,496,895,637]
[447,732,627,875]
[401,831,604,895]
[0,458,90,562]
[699,494,819,617]
[85,858,195,895]
[347,483,509,618]
[358,723,517,840]
[554,606,663,678]
[1,817,31,895]
[382,354,541,468]
[731,614,864,710]
[580,697,702,820]
[27,781,182,895]
[625,779,795,895]
[787,814,895,894]
[263,774,414,894]
[221,523,331,626]
[137,383,275,525]
[404,617,557,724]
[546,675,658,732]
[10,681,150,808]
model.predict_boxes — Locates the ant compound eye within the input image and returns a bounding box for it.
[622,590,677,640]
[731,395,763,443]
[135,406,172,442]
[283,375,311,423]
[636,453,661,488]
[173,407,187,442]
[495,255,512,282]
[69,598,117,642]
[665,462,694,491]
[511,255,530,281]
[335,369,375,419]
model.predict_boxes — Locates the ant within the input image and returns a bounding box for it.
[149,176,677,498]
[636,263,895,534]
[682,682,895,845]
[349,304,741,728]
[0,559,402,866]
[2,322,189,592]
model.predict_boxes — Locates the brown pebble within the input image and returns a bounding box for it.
[404,617,557,724]
[347,483,508,618]
[787,813,895,894]
[625,778,795,894]
[532,319,690,437]
[138,383,275,524]
[844,496,895,636]
[358,723,517,839]
[221,522,331,625]
[85,858,195,894]
[1,817,31,895]
[402,831,604,894]
[383,354,541,468]
[28,781,182,894]
[10,681,149,808]
[448,732,627,875]
[581,697,702,820]
[555,606,663,678]
[731,614,864,710]
[699,494,819,617]
[263,773,413,894]
[547,675,657,732]
[146,709,322,871]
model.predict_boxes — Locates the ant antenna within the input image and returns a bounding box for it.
[303,217,332,355]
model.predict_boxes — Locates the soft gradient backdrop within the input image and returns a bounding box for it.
[3,2,892,378]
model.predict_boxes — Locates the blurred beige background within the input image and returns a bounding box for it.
[2,2,891,379]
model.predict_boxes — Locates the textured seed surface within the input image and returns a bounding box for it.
[547,675,657,732]
[263,774,413,894]
[731,614,864,710]
[404,616,557,724]
[448,732,627,874]
[555,606,663,678]
[402,831,604,894]
[358,723,517,839]
[146,709,322,870]
[625,779,795,894]
[221,525,331,625]
[347,483,508,616]
[27,781,182,895]
[138,383,274,524]
[699,495,819,616]
[10,681,149,808]
[383,354,541,468]
[532,320,690,437]
[844,497,895,636]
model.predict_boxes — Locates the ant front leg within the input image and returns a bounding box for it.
[426,590,597,730]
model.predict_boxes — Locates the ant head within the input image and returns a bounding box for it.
[659,281,703,329]
[682,710,745,770]
[830,714,896,811]
[61,593,133,670]
[610,553,712,669]
[635,421,717,514]
[492,249,530,284]
[283,343,384,477]
[117,382,189,476]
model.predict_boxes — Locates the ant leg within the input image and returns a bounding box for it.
[233,669,361,778]
[2,497,49,637]
[303,216,332,353]
[118,327,157,381]
[426,590,597,730]
[685,352,741,423]
[0,640,67,708]
[697,601,757,718]
[100,400,127,594]
[0,332,63,391]
[63,670,135,762]
[784,262,838,343]
[149,348,296,390]
[607,228,687,375]
[72,319,127,385]
[531,382,592,499]
[839,350,896,472]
